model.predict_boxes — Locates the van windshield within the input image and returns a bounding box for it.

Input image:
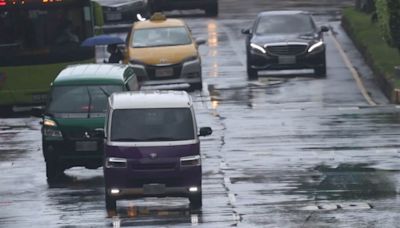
[48,85,123,114]
[111,108,195,142]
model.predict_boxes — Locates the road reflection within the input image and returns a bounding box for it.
[107,200,203,227]
[297,163,397,200]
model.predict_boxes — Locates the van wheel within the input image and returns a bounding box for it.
[45,156,63,182]
[106,194,117,211]
[189,193,202,209]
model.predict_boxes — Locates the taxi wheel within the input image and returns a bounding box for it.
[105,194,117,211]
[189,193,202,209]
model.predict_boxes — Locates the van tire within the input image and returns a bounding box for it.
[189,193,202,209]
[106,194,117,211]
[45,157,63,182]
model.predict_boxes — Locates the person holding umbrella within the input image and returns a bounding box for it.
[107,44,123,63]
[81,35,125,63]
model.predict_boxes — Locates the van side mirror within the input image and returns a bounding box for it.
[31,107,44,118]
[195,38,206,46]
[199,127,212,137]
[94,128,105,138]
[320,26,329,33]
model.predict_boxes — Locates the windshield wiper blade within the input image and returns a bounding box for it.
[112,138,141,142]
[86,86,92,118]
[99,87,110,97]
[144,137,177,141]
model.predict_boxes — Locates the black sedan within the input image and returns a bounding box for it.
[242,11,329,79]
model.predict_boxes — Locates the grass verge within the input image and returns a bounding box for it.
[342,7,400,101]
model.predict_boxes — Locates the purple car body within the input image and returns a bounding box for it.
[103,91,212,210]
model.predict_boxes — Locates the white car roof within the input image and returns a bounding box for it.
[109,91,193,109]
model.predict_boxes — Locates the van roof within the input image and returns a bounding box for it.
[109,91,192,109]
[53,64,134,86]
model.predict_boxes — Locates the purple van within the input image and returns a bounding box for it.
[103,91,212,210]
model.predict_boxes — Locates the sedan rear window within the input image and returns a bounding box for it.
[256,14,315,35]
[131,27,192,48]
[111,108,195,142]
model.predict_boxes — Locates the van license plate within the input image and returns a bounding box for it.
[155,68,173,77]
[143,184,166,195]
[278,56,296,64]
[76,141,97,151]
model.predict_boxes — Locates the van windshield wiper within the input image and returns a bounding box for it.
[86,86,92,118]
[143,137,177,141]
[112,138,141,142]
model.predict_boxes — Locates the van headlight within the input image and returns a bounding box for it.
[106,157,128,168]
[43,119,63,138]
[180,155,201,166]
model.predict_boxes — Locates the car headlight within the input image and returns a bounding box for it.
[250,43,266,54]
[106,157,128,168]
[308,41,324,53]
[43,119,63,137]
[180,155,201,166]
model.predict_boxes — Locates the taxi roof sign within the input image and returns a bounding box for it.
[150,12,167,21]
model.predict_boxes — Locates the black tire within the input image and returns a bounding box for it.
[105,194,117,211]
[189,193,202,209]
[205,2,218,17]
[315,64,327,77]
[315,52,327,77]
[247,65,258,80]
[0,105,13,117]
[190,82,203,91]
[45,158,63,182]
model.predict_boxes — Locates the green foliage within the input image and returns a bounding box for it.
[343,8,400,84]
[375,0,400,47]
[91,1,104,35]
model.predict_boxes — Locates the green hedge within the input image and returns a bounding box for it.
[375,0,400,47]
[343,7,400,86]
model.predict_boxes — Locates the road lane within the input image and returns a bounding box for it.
[3,0,400,227]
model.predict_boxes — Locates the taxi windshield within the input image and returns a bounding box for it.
[110,108,195,142]
[48,85,123,114]
[131,27,192,48]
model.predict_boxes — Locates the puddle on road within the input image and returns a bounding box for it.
[297,163,397,201]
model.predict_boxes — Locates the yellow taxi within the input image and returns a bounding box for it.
[125,13,205,90]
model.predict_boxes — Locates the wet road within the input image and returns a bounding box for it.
[2,0,400,227]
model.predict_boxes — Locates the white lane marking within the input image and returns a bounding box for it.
[338,106,360,111]
[224,177,231,186]
[329,31,377,106]
[228,193,237,205]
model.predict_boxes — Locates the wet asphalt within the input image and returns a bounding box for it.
[2,0,400,227]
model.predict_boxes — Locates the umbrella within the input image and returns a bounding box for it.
[81,34,124,47]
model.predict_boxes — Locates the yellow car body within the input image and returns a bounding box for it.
[126,13,205,89]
